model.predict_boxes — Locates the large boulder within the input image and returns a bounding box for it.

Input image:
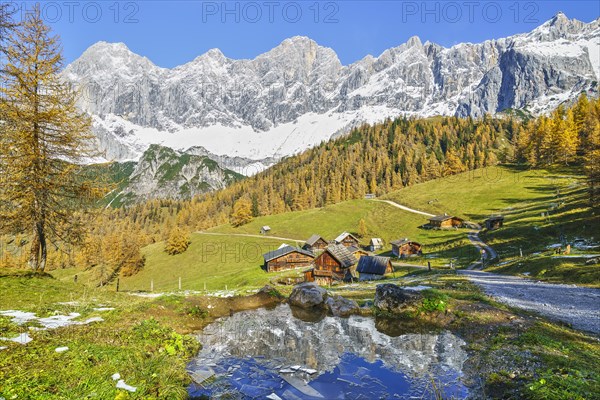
[326,295,360,317]
[374,284,423,314]
[288,283,328,309]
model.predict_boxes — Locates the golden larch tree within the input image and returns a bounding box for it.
[164,227,191,255]
[230,197,253,227]
[0,7,105,271]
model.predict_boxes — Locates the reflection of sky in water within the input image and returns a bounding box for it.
[188,304,469,399]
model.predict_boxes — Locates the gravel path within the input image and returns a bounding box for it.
[459,270,600,335]
[371,199,435,217]
[466,231,498,269]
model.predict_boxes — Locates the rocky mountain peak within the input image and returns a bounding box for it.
[405,35,423,48]
[203,48,226,60]
[65,15,599,165]
[528,12,595,41]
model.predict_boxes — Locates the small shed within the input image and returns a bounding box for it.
[263,246,314,272]
[428,214,464,228]
[260,226,271,234]
[364,193,376,199]
[334,232,360,248]
[391,239,423,258]
[313,244,357,285]
[485,215,504,230]
[356,256,393,281]
[369,238,384,252]
[303,234,329,252]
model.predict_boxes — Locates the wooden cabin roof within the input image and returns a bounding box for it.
[305,234,326,246]
[334,231,359,243]
[390,238,421,247]
[324,244,357,269]
[347,245,367,254]
[429,214,463,222]
[263,246,314,263]
[356,256,391,275]
[370,238,383,246]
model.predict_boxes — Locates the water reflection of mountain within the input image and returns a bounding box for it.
[196,304,467,377]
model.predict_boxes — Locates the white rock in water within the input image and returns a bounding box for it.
[55,347,69,353]
[266,394,283,400]
[116,379,137,392]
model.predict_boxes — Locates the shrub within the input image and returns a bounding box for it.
[420,289,449,313]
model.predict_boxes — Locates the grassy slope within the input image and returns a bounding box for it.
[122,235,295,292]
[105,198,469,292]
[382,165,600,285]
[382,165,575,221]
[209,199,464,250]
[209,165,598,286]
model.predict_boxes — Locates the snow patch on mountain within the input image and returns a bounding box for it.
[92,106,401,161]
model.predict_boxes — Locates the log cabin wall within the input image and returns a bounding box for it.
[266,252,314,272]
[315,251,342,273]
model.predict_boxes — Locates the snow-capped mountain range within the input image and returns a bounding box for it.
[64,12,599,173]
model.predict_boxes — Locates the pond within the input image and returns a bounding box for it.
[188,304,469,399]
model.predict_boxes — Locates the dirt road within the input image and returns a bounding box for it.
[459,270,600,335]
[466,231,498,269]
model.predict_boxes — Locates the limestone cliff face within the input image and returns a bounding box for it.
[64,13,599,199]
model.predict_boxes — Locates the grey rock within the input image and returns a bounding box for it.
[326,295,360,317]
[585,257,599,265]
[288,283,328,309]
[374,284,423,314]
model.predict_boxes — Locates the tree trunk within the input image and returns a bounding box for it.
[37,221,47,271]
[28,227,40,271]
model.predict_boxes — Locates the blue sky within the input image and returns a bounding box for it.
[12,1,600,67]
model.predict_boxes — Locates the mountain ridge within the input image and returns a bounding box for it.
[64,13,599,171]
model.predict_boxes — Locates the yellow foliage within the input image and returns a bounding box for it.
[164,227,191,255]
